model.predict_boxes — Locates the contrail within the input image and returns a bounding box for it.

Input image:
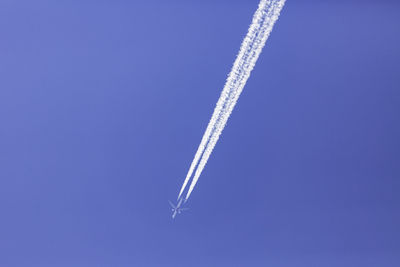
[178,0,286,201]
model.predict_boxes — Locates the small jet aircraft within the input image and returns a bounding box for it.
[169,198,188,219]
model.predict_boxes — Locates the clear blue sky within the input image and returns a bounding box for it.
[1,0,399,266]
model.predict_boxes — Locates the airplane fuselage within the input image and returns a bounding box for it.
[170,198,186,219]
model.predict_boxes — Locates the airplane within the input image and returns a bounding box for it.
[169,198,188,219]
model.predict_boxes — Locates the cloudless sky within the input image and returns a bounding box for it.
[1,0,399,266]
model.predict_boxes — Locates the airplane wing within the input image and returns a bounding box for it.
[180,208,189,211]
[168,200,176,209]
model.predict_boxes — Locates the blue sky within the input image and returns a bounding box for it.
[1,0,399,266]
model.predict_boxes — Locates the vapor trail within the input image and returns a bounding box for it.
[178,0,286,201]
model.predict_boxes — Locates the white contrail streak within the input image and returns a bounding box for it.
[178,0,286,201]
